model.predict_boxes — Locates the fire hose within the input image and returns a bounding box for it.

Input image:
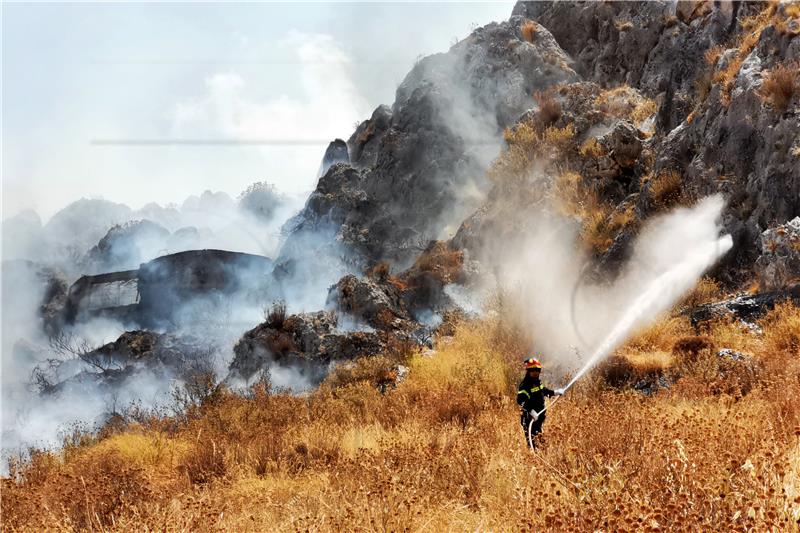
[526,384,573,450]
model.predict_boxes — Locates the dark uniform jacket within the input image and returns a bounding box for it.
[517,376,555,413]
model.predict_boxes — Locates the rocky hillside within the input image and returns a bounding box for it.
[279,0,799,293]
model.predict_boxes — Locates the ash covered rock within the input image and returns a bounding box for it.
[318,139,350,177]
[756,217,800,290]
[228,310,384,384]
[326,274,412,331]
[689,285,800,327]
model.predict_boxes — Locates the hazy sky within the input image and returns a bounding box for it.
[2,2,514,221]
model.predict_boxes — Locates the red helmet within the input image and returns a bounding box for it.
[524,357,542,370]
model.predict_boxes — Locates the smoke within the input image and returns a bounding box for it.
[493,195,732,373]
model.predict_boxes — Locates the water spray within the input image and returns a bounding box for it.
[528,232,733,448]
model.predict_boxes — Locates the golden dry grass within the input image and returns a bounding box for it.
[712,1,780,106]
[593,85,657,124]
[648,169,687,209]
[521,20,538,43]
[760,62,798,112]
[5,302,800,532]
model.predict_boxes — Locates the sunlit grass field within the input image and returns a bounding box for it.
[3,303,800,532]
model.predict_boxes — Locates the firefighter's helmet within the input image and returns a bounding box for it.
[524,357,542,370]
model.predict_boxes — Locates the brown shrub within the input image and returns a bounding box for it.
[761,302,800,356]
[534,91,562,127]
[673,335,716,363]
[648,169,685,208]
[181,440,227,484]
[760,62,798,112]
[263,301,287,328]
[403,241,464,286]
[595,355,638,388]
[321,355,400,391]
[365,260,391,281]
[679,277,723,308]
[704,45,724,67]
[695,69,713,102]
[521,20,538,43]
[615,19,633,32]
[578,137,605,158]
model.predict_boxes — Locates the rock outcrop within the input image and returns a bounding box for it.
[755,216,800,290]
[275,16,581,292]
[689,284,800,327]
[228,311,384,384]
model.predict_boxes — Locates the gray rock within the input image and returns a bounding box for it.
[717,348,748,362]
[689,285,800,327]
[318,139,349,177]
[229,310,385,384]
[326,274,411,331]
[276,16,580,288]
[755,217,800,290]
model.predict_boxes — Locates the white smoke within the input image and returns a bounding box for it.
[495,195,732,372]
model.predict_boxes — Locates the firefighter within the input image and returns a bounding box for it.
[517,357,564,448]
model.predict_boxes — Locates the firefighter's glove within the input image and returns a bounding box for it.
[528,410,539,421]
[554,388,565,396]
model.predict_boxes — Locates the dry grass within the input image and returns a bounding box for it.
[521,19,538,43]
[533,90,562,127]
[713,2,779,106]
[678,276,725,308]
[705,45,724,67]
[579,137,606,158]
[489,122,576,189]
[760,62,798,112]
[402,241,464,285]
[552,171,637,254]
[614,19,633,32]
[5,302,800,531]
[648,169,686,209]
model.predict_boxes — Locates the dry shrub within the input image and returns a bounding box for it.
[595,354,642,388]
[542,123,575,153]
[551,170,629,253]
[490,121,576,189]
[321,355,401,391]
[679,276,723,308]
[760,62,798,112]
[520,19,538,43]
[614,19,633,32]
[402,241,463,285]
[713,2,778,106]
[579,202,635,254]
[181,440,227,484]
[578,137,605,158]
[594,85,655,124]
[624,315,694,352]
[704,45,724,67]
[533,90,562,127]
[365,260,391,281]
[630,97,657,123]
[694,69,713,102]
[263,301,287,329]
[648,169,685,208]
[673,335,716,363]
[761,301,800,356]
